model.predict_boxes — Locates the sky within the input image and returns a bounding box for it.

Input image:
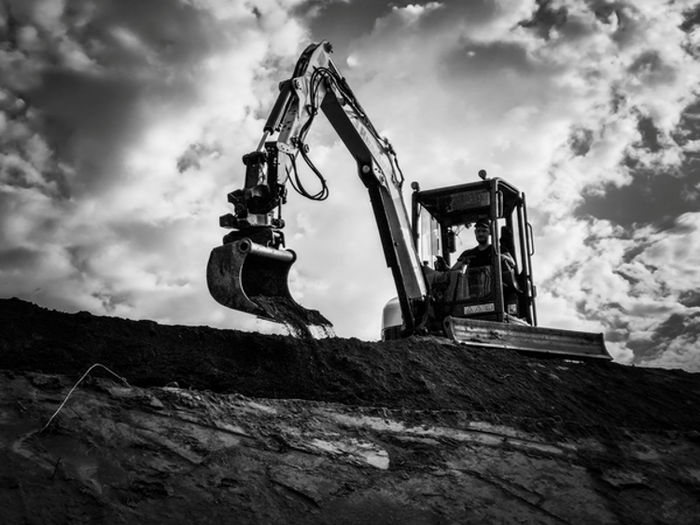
[1,0,700,371]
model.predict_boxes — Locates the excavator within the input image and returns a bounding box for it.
[206,41,610,360]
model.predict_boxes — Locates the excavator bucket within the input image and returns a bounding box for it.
[207,239,332,336]
[444,316,612,361]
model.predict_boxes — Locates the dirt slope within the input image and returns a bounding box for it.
[2,297,700,524]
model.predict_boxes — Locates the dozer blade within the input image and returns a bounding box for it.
[207,238,332,336]
[444,316,612,361]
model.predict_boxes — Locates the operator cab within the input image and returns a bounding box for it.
[381,173,538,340]
[412,173,537,328]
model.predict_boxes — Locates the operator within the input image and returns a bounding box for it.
[451,219,515,271]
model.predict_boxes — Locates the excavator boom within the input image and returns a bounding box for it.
[207,41,428,335]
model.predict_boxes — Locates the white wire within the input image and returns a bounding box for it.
[39,363,129,433]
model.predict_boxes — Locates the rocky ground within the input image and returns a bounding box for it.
[2,297,700,524]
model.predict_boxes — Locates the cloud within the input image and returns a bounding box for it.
[537,212,700,366]
[630,312,700,371]
[0,0,309,334]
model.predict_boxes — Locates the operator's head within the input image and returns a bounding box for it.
[474,219,491,246]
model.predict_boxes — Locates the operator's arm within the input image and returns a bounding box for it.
[451,250,474,271]
[500,250,515,268]
[451,247,513,271]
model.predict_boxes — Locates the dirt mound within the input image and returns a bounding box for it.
[2,297,700,525]
[2,297,699,436]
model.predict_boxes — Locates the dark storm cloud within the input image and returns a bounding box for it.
[25,70,144,195]
[568,126,594,157]
[627,314,683,359]
[444,40,537,77]
[437,38,563,116]
[519,0,568,40]
[1,0,226,198]
[89,0,222,65]
[621,243,647,264]
[0,246,41,269]
[519,0,629,41]
[679,290,700,308]
[627,50,677,87]
[680,3,700,32]
[636,115,662,152]
[628,311,700,362]
[302,0,505,63]
[0,0,262,323]
[576,143,700,230]
[573,31,700,226]
[301,0,401,44]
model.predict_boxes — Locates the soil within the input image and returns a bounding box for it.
[2,297,698,436]
[2,297,700,524]
[251,295,334,339]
